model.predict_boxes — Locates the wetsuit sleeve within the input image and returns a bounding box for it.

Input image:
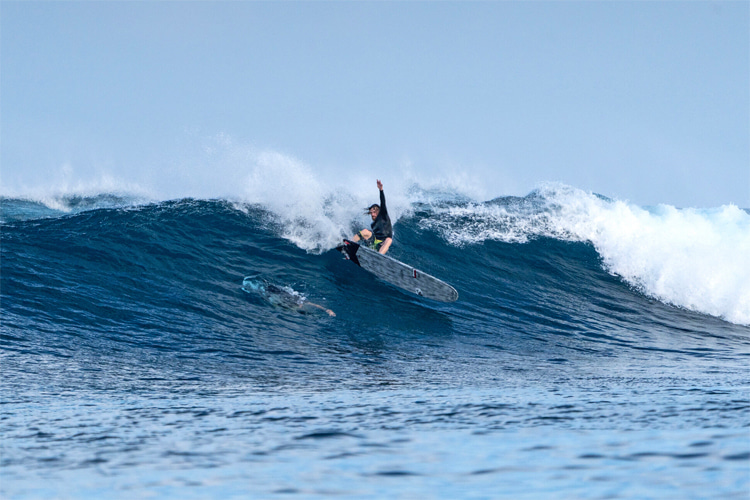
[371,188,393,240]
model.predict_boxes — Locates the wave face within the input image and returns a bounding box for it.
[2,186,748,388]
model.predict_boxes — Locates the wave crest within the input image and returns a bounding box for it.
[420,184,750,326]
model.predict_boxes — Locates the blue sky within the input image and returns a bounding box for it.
[1,1,748,207]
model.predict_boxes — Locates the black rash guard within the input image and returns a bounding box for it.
[371,189,393,240]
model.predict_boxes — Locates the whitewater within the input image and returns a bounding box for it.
[1,154,749,498]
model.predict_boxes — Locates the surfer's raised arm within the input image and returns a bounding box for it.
[351,179,393,254]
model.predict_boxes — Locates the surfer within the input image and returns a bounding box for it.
[352,179,393,254]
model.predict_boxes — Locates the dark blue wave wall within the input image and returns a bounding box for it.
[2,199,747,395]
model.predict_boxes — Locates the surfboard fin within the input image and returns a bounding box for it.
[339,239,361,266]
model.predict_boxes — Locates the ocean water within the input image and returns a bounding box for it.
[1,184,749,499]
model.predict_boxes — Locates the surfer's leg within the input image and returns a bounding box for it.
[377,237,392,254]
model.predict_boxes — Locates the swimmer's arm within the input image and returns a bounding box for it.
[305,302,336,317]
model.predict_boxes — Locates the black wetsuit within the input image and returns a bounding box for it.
[371,189,393,243]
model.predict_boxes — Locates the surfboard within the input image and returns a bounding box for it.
[336,240,459,302]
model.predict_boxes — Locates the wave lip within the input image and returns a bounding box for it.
[420,185,750,326]
[584,202,750,326]
[0,194,154,223]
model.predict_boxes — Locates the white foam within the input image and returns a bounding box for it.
[0,137,420,251]
[164,136,493,253]
[423,184,750,326]
[233,149,355,252]
[0,163,154,213]
[230,148,432,253]
[552,186,750,325]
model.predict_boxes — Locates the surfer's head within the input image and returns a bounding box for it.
[366,204,380,220]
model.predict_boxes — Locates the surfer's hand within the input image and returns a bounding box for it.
[377,179,383,191]
[327,309,336,317]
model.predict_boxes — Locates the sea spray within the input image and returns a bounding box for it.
[420,184,750,325]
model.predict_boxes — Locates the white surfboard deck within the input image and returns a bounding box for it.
[336,240,458,303]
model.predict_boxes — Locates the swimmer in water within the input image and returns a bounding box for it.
[242,277,335,317]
